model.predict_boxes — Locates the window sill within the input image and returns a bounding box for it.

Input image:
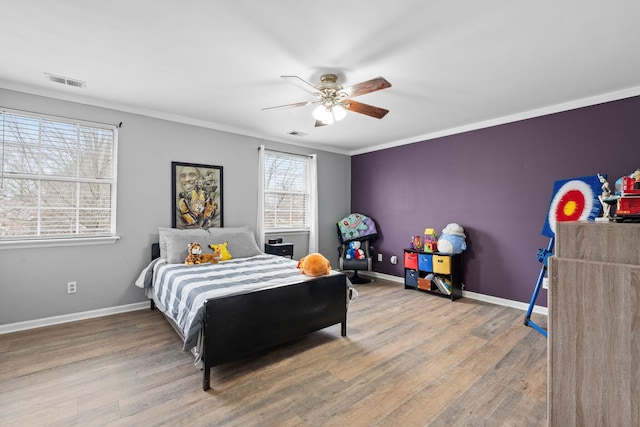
[0,235,120,250]
[265,228,310,234]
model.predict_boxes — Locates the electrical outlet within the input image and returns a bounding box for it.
[67,281,77,294]
[390,255,397,265]
[377,253,383,262]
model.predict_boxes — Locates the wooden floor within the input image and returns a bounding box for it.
[0,279,548,427]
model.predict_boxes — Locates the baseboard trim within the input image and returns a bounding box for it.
[0,301,149,335]
[3,272,548,335]
[360,271,548,316]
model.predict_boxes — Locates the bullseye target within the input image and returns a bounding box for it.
[541,175,602,237]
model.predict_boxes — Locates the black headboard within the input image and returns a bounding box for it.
[151,243,160,261]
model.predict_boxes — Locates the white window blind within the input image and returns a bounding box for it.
[0,109,118,242]
[263,150,310,230]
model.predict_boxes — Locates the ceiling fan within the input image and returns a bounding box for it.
[262,74,391,127]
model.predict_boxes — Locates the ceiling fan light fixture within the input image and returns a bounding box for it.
[313,105,334,124]
[312,104,326,120]
[332,104,347,121]
[265,74,391,125]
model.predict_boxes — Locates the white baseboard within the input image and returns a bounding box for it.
[360,271,548,316]
[0,301,149,335]
[2,272,548,335]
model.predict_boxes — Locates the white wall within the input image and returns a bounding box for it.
[0,89,351,325]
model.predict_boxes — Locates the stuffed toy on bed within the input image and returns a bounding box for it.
[297,253,331,276]
[209,241,232,261]
[185,242,221,265]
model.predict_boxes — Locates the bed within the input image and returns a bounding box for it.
[135,226,350,391]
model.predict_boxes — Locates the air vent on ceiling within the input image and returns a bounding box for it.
[287,130,308,137]
[45,73,86,89]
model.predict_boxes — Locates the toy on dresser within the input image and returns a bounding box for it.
[612,168,640,222]
[437,223,467,255]
[423,228,439,252]
[410,235,423,250]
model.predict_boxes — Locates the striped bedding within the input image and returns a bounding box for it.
[138,254,344,352]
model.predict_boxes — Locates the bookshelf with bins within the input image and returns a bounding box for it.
[403,249,462,301]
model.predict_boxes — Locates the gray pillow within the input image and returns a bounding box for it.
[209,229,262,259]
[159,227,209,263]
[207,226,249,239]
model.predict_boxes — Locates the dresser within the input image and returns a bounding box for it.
[548,221,640,426]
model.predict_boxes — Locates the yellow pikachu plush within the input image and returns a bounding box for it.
[209,241,232,261]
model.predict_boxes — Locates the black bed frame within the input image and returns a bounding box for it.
[150,243,347,391]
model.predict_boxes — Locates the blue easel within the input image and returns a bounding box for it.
[525,174,604,338]
[523,238,553,337]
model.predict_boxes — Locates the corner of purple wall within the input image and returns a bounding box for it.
[351,95,640,306]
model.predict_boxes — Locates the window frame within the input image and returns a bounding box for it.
[0,108,119,249]
[262,150,311,233]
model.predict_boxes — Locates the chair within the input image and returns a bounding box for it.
[337,213,378,284]
[338,239,374,284]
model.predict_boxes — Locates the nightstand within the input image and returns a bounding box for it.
[265,243,294,258]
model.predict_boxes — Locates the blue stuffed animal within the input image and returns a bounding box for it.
[346,240,364,259]
[437,223,467,254]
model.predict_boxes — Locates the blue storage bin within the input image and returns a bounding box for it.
[418,253,433,272]
[405,269,419,287]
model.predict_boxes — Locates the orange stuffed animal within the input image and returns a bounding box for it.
[297,252,331,276]
[185,242,221,265]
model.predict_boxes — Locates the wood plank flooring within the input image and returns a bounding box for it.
[0,279,548,426]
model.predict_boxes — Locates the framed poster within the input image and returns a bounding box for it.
[171,161,223,229]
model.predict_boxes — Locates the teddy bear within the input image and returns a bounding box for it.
[436,223,467,255]
[184,242,221,265]
[346,241,365,260]
[297,252,331,276]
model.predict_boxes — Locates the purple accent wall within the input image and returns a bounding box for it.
[352,95,640,306]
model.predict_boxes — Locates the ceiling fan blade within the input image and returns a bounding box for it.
[261,100,316,111]
[314,120,328,127]
[345,100,389,119]
[281,75,320,95]
[343,77,391,98]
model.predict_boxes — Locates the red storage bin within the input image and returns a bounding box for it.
[404,251,418,269]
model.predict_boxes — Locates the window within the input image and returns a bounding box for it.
[0,109,118,247]
[263,150,311,230]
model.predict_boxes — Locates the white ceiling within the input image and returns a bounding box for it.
[2,1,640,155]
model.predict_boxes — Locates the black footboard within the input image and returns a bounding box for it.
[201,273,347,390]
